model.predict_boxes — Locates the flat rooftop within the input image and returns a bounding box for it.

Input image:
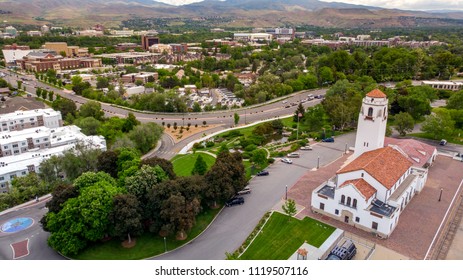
[317,185,335,199]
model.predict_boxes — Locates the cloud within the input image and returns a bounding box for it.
[321,0,463,11]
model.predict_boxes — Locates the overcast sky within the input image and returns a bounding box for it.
[321,0,463,11]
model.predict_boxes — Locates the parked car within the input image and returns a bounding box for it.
[281,158,293,164]
[300,145,313,150]
[322,137,335,142]
[307,94,314,100]
[225,196,244,207]
[326,240,357,260]
[236,186,251,195]
[282,100,288,104]
[440,139,447,146]
[287,152,300,158]
[257,170,269,176]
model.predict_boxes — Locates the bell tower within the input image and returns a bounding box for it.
[353,89,388,158]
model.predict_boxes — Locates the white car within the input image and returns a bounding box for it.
[300,145,313,150]
[281,158,293,164]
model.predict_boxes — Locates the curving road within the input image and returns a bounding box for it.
[1,68,326,159]
[0,68,330,260]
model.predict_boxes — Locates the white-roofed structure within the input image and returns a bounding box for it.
[0,108,62,132]
[421,81,463,91]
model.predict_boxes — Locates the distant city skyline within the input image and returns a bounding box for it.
[153,0,463,11]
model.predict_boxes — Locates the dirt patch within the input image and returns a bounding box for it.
[121,239,137,248]
[163,124,222,144]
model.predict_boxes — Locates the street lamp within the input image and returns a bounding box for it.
[164,237,167,252]
[438,188,443,202]
[317,156,320,169]
[285,185,288,200]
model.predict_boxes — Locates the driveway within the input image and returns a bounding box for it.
[155,133,356,260]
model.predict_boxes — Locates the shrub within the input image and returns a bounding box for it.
[193,142,202,150]
[267,158,275,164]
[244,144,257,152]
[241,152,251,159]
[206,141,215,148]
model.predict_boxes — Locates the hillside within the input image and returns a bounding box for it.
[0,0,462,28]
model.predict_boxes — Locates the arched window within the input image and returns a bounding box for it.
[353,199,357,209]
[341,195,345,204]
[368,107,373,117]
[346,197,351,206]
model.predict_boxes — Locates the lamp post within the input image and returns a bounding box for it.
[164,236,167,252]
[438,188,443,202]
[244,108,247,124]
[285,185,288,200]
[317,156,320,169]
[345,143,348,154]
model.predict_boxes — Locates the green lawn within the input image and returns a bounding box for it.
[75,207,221,260]
[171,152,216,176]
[239,212,335,260]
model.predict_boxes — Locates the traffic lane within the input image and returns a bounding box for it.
[156,161,309,260]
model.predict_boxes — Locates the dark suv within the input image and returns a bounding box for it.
[225,196,244,207]
[326,240,356,260]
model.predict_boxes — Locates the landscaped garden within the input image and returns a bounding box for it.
[238,211,335,260]
[171,152,216,176]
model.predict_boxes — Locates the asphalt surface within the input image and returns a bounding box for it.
[0,198,63,260]
[154,133,357,260]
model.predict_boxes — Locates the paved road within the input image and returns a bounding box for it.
[1,68,325,159]
[0,198,63,260]
[155,133,356,260]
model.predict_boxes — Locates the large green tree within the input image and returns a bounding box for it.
[79,101,105,121]
[204,151,246,207]
[46,181,123,256]
[109,194,143,243]
[421,109,455,140]
[394,112,415,136]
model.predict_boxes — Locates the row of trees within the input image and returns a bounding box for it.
[40,146,247,256]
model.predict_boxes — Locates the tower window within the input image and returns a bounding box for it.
[368,107,373,117]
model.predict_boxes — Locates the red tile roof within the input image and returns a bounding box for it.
[366,89,387,98]
[337,147,412,189]
[340,179,377,201]
[384,137,437,168]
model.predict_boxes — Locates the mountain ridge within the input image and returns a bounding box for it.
[0,0,462,28]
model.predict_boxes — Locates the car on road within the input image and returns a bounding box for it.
[225,196,244,207]
[236,186,251,195]
[440,139,447,146]
[257,170,269,176]
[300,145,313,150]
[307,94,314,100]
[282,100,288,104]
[322,137,335,142]
[285,105,291,108]
[287,152,300,158]
[281,158,293,164]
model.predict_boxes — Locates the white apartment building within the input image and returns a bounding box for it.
[0,109,62,132]
[0,125,106,193]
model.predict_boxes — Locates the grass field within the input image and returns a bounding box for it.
[239,212,335,260]
[171,152,216,176]
[74,207,221,260]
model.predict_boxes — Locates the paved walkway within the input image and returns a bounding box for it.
[285,153,463,260]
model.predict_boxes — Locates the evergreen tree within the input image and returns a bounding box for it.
[191,154,208,175]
